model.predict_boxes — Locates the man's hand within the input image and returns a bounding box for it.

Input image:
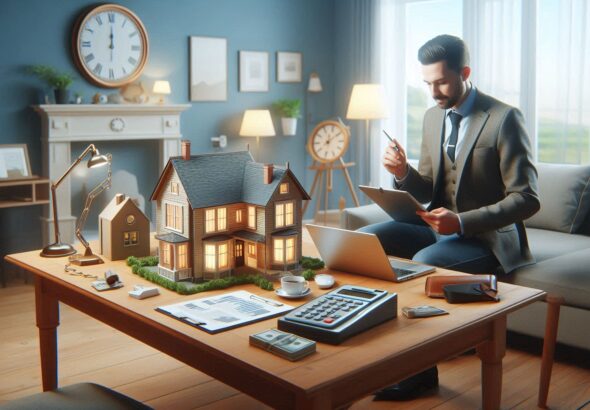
[382,138,408,179]
[417,208,461,235]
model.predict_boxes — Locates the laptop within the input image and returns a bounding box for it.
[306,224,436,282]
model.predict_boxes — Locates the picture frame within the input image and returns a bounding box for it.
[276,51,302,83]
[239,51,269,92]
[0,144,33,180]
[190,36,227,101]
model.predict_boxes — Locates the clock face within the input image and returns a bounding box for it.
[72,4,149,88]
[307,121,350,163]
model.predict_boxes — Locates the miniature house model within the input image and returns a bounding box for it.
[150,142,310,282]
[99,193,150,261]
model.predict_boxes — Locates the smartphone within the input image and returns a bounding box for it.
[402,305,449,318]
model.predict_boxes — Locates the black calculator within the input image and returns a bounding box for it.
[278,285,398,344]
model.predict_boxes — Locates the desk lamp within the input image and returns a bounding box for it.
[239,109,276,160]
[41,144,111,265]
[346,83,389,186]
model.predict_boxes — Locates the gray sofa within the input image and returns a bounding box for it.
[340,163,590,349]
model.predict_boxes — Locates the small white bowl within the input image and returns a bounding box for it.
[315,274,335,289]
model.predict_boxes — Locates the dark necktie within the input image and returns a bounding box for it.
[447,111,463,162]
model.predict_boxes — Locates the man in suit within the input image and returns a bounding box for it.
[362,34,540,401]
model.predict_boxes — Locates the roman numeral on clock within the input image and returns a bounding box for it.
[93,63,103,75]
[108,12,115,23]
[95,15,103,25]
[81,41,91,48]
[128,57,137,66]
[84,53,95,63]
[109,69,114,80]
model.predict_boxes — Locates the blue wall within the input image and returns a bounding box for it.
[0,0,337,254]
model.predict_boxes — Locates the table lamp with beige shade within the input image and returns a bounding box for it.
[346,83,389,187]
[153,80,171,104]
[239,109,276,160]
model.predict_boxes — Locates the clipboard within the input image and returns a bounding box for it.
[359,185,427,224]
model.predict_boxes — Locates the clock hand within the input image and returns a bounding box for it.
[109,26,114,61]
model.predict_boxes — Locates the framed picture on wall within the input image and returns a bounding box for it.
[190,36,227,101]
[239,51,269,92]
[277,51,302,83]
[0,144,32,180]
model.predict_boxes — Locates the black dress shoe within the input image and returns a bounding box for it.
[373,366,438,401]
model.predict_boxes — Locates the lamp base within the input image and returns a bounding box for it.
[40,243,77,258]
[69,253,104,266]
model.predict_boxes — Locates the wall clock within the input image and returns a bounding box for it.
[72,4,149,88]
[307,120,350,163]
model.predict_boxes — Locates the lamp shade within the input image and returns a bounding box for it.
[307,72,323,92]
[346,83,389,120]
[153,80,171,95]
[239,110,276,137]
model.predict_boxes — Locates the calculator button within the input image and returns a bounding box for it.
[323,318,334,323]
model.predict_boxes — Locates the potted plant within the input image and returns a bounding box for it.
[273,99,301,136]
[27,65,75,104]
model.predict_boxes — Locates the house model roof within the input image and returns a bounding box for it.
[151,151,310,208]
[99,194,147,221]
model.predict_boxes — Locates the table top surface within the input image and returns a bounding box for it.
[6,247,545,397]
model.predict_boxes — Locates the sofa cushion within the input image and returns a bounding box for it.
[509,248,590,310]
[526,163,590,233]
[526,228,590,262]
[340,203,389,231]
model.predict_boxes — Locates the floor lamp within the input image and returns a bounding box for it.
[239,109,276,161]
[41,144,111,264]
[346,84,389,189]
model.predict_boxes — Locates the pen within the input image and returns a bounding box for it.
[383,130,400,152]
[249,294,284,307]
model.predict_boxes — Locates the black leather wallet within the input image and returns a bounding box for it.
[443,283,499,303]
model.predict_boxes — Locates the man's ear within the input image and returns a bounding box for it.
[461,66,471,81]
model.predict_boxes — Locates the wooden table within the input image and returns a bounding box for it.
[5,249,544,409]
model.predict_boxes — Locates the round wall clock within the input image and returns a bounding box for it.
[72,4,149,88]
[307,120,350,163]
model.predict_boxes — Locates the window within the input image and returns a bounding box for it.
[275,201,295,228]
[248,206,256,229]
[165,203,183,232]
[161,243,171,266]
[280,182,289,194]
[126,214,135,225]
[273,237,296,263]
[123,231,138,246]
[171,182,179,195]
[247,243,256,258]
[236,209,243,223]
[204,207,227,233]
[177,244,188,269]
[204,242,229,271]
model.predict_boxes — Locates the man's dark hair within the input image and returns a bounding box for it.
[418,35,470,73]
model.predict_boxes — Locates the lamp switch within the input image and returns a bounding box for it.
[211,134,227,148]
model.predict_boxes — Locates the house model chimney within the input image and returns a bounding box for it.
[181,140,191,160]
[263,164,273,184]
[115,193,125,205]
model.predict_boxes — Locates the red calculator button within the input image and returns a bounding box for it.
[323,318,334,323]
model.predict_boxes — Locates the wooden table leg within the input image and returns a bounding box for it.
[477,316,507,410]
[34,275,59,391]
[538,294,564,408]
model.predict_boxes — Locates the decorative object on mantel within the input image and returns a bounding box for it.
[0,144,33,180]
[27,65,75,104]
[190,36,227,101]
[119,81,148,103]
[276,51,302,83]
[273,99,301,136]
[239,110,276,160]
[153,80,171,104]
[71,4,149,88]
[41,143,111,263]
[92,93,108,104]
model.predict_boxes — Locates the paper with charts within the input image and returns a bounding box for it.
[156,290,293,333]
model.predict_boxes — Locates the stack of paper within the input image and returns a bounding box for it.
[250,329,316,361]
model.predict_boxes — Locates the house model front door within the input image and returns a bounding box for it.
[235,240,244,267]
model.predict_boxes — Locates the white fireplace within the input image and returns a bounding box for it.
[34,103,190,244]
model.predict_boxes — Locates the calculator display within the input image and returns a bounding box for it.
[337,288,375,299]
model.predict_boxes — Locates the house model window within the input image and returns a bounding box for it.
[161,243,172,266]
[236,209,243,223]
[126,214,135,225]
[177,244,188,269]
[280,182,289,194]
[124,231,138,246]
[275,201,294,228]
[165,203,183,232]
[205,207,227,233]
[171,182,179,195]
[274,237,295,263]
[248,206,256,229]
[204,242,229,272]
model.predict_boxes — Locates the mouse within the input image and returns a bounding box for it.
[315,274,335,289]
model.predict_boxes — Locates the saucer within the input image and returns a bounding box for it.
[275,287,312,299]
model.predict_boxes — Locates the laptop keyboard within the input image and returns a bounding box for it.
[392,267,415,278]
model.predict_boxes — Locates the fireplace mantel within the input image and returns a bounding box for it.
[34,103,190,244]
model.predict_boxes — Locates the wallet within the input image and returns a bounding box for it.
[443,283,500,303]
[425,274,497,298]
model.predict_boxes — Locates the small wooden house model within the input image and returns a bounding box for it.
[99,193,150,261]
[150,142,310,282]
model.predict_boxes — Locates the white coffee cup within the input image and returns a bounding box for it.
[280,275,309,295]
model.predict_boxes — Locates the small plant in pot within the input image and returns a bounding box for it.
[27,65,75,104]
[273,99,301,136]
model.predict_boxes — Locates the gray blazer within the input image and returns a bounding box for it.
[398,91,540,273]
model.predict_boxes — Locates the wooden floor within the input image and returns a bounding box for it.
[1,275,589,409]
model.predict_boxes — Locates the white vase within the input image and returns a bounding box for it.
[281,117,297,136]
